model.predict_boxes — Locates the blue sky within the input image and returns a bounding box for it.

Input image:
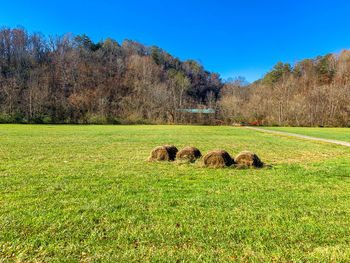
[1,0,350,82]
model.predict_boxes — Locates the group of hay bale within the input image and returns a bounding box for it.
[147,145,263,169]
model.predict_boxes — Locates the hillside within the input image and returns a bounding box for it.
[220,53,350,127]
[0,27,349,126]
[0,27,222,124]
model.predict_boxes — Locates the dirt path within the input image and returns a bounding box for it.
[244,127,350,147]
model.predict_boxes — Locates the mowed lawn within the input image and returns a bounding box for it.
[1,125,350,262]
[261,127,350,143]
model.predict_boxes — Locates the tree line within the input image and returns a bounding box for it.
[220,54,349,127]
[0,27,349,126]
[0,27,222,124]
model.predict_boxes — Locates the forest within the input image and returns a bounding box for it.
[0,27,349,126]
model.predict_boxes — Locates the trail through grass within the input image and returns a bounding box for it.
[261,126,350,143]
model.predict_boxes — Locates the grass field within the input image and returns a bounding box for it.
[1,125,350,262]
[261,127,350,143]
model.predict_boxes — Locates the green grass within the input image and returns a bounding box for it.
[1,125,350,262]
[261,127,350,143]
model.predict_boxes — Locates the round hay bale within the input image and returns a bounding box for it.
[176,146,202,161]
[147,145,178,162]
[203,149,234,168]
[163,145,178,161]
[147,146,169,161]
[234,151,263,168]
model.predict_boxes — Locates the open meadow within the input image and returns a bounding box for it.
[261,127,350,143]
[1,125,350,262]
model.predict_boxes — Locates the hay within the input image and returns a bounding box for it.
[234,151,263,168]
[203,149,234,168]
[176,146,202,161]
[163,145,178,161]
[147,145,178,161]
[147,146,169,161]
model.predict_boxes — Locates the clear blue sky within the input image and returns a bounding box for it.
[1,0,350,82]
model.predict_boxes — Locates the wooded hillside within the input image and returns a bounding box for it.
[0,27,349,126]
[220,55,350,127]
[0,27,222,124]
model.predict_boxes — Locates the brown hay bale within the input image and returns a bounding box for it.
[176,146,202,161]
[234,151,263,168]
[147,145,178,162]
[147,146,169,161]
[163,145,178,161]
[203,149,234,168]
